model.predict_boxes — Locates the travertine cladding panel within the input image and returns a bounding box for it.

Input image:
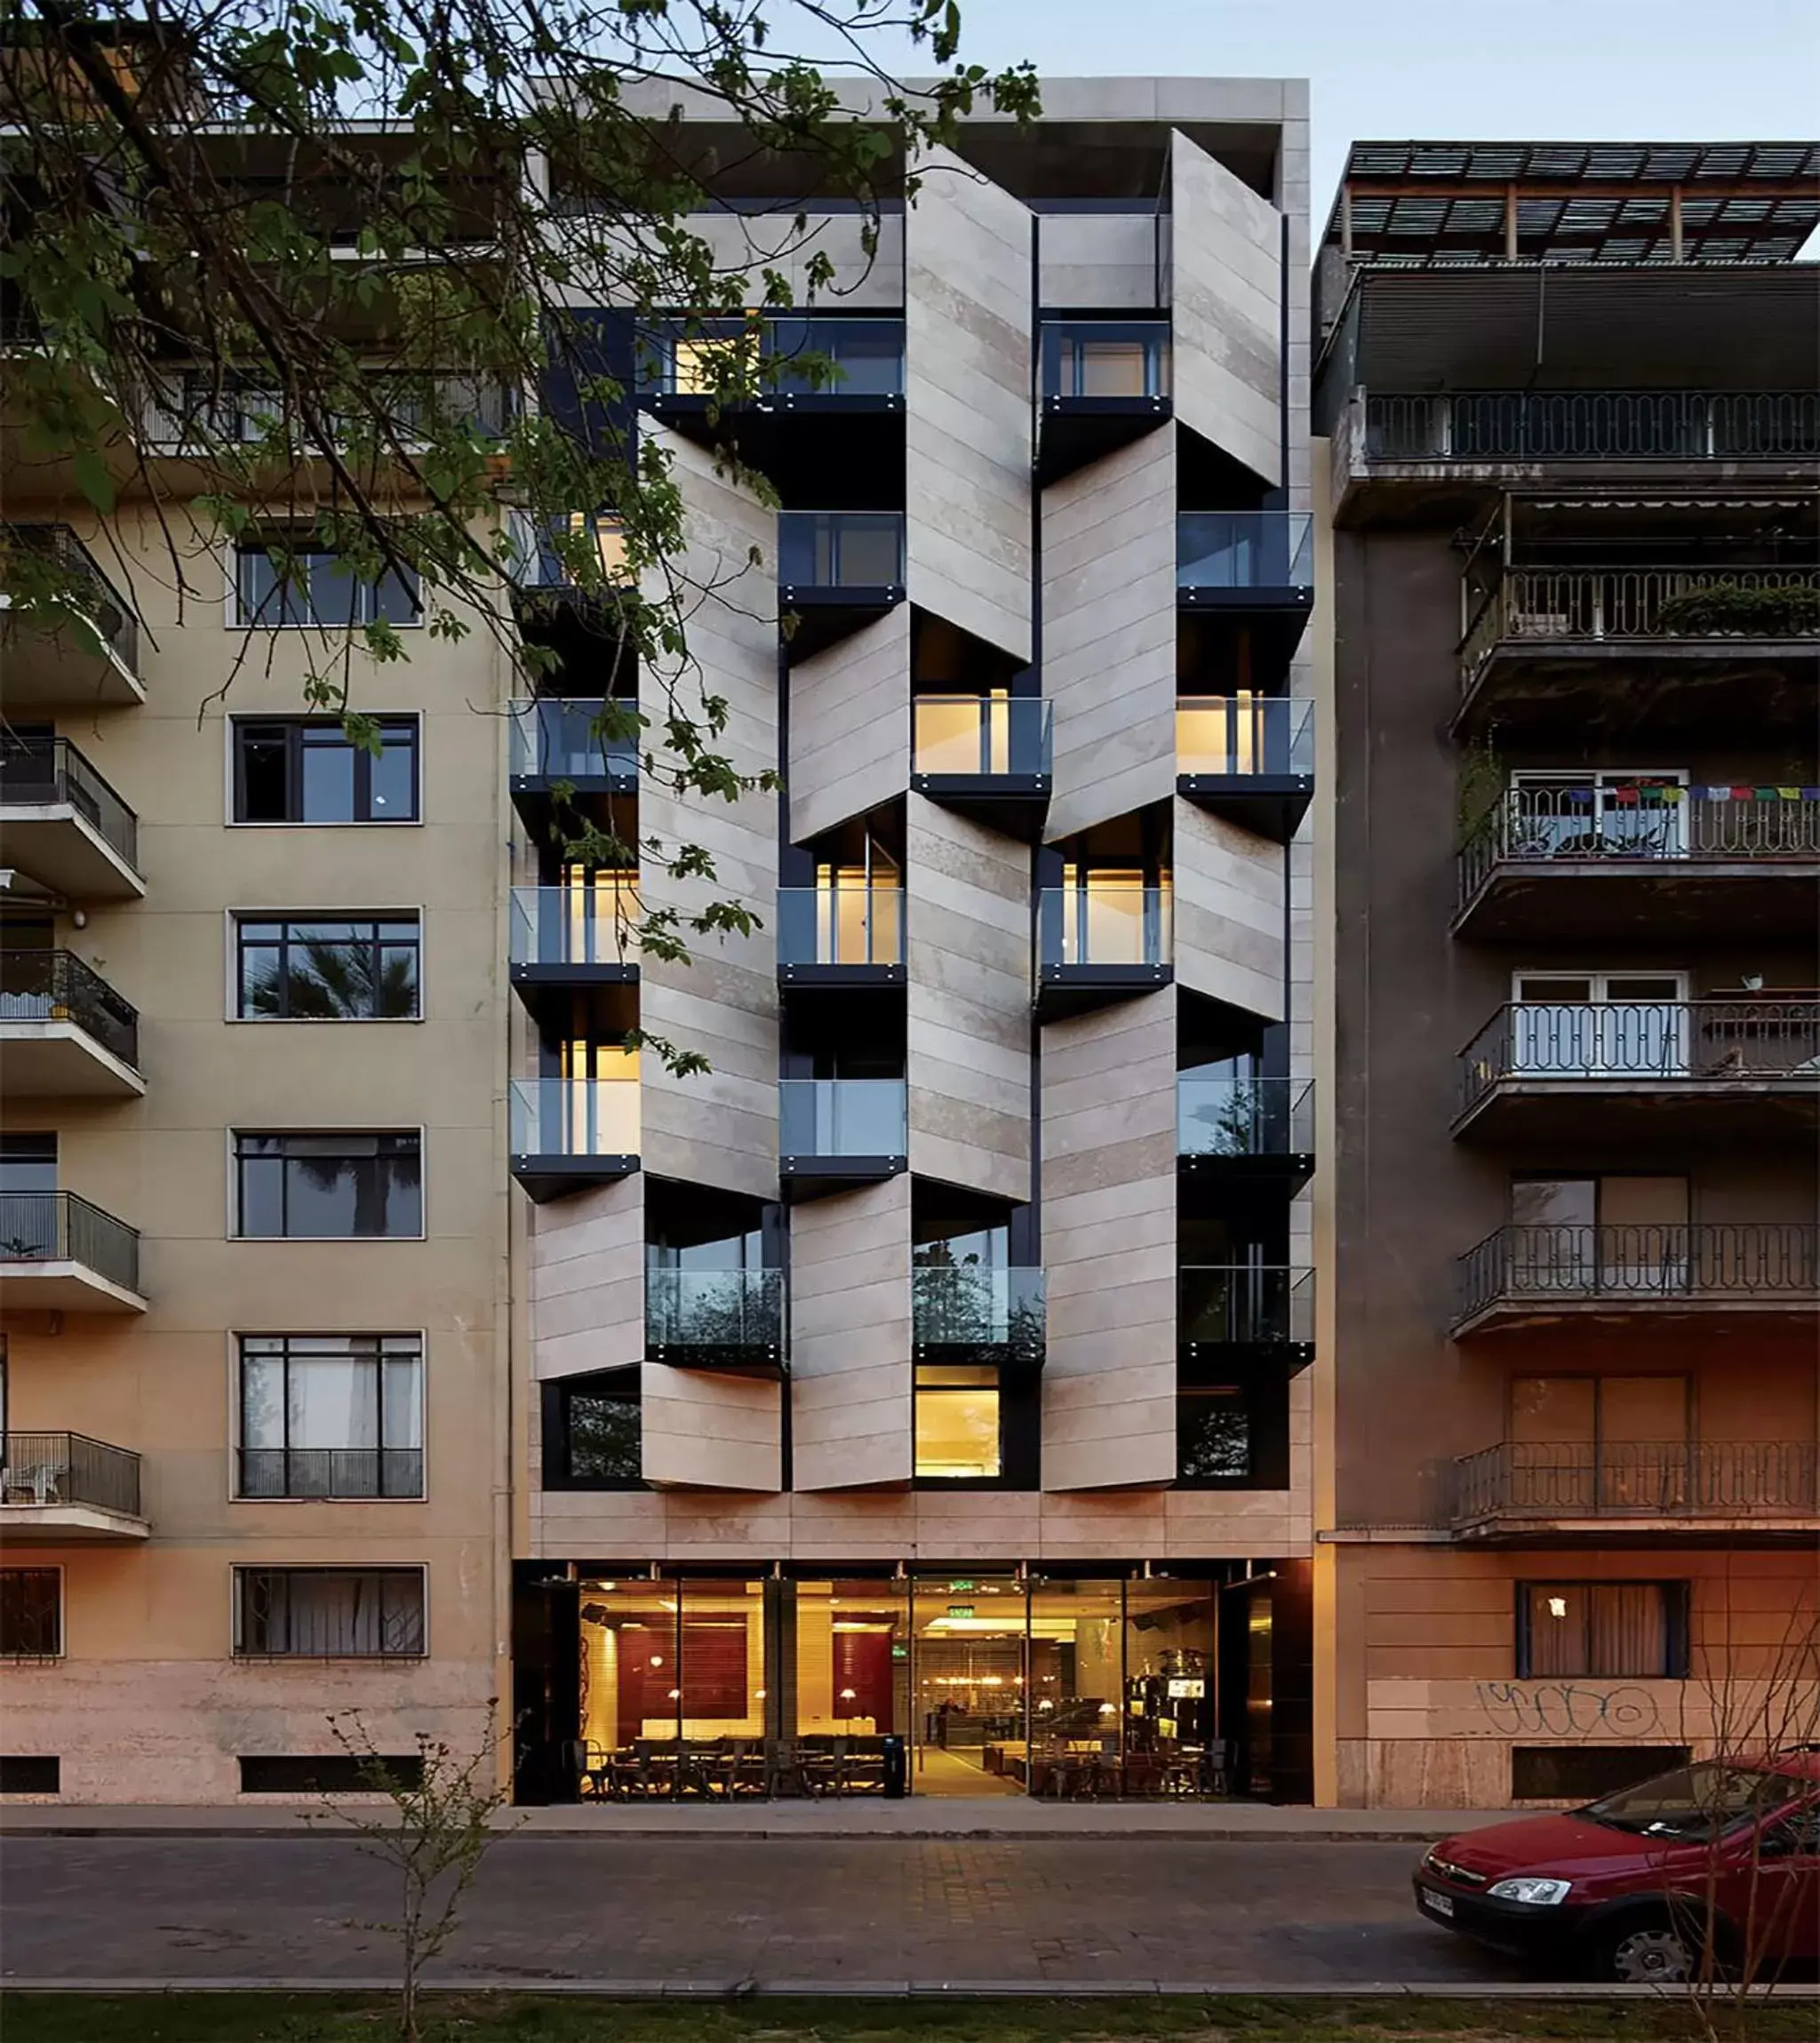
[640,430,780,1201]
[790,1176,914,1490]
[642,1363,782,1491]
[1042,425,1177,842]
[788,608,909,843]
[1040,988,1178,1490]
[1174,796,1285,1020]
[1038,212,1161,309]
[1169,131,1283,488]
[906,794,1032,1201]
[529,1176,644,1382]
[905,146,1034,665]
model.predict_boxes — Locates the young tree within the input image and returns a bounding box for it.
[1,0,1036,1068]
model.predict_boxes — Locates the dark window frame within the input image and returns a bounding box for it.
[1515,1579,1690,1680]
[235,1333,425,1499]
[232,1129,424,1241]
[0,1568,62,1657]
[231,716,421,825]
[232,1565,427,1659]
[235,914,422,1021]
[233,543,421,630]
[540,1371,643,1490]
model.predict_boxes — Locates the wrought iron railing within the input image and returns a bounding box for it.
[1177,696,1313,778]
[0,1432,142,1516]
[1363,390,1820,463]
[0,735,140,872]
[1457,1223,1819,1323]
[777,511,905,589]
[1177,1078,1314,1159]
[1,523,140,669]
[1452,1440,1819,1523]
[1177,512,1314,592]
[1458,790,1820,905]
[912,1267,1046,1358]
[776,888,904,968]
[1179,1266,1314,1346]
[1458,999,1820,1115]
[1460,565,1820,677]
[0,949,140,1067]
[236,1448,424,1500]
[778,1079,907,1158]
[645,1270,784,1352]
[0,1191,141,1294]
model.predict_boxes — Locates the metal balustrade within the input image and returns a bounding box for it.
[1177,1078,1314,1159]
[1457,1223,1819,1323]
[143,371,515,445]
[2,523,140,668]
[1040,320,1171,400]
[0,949,140,1067]
[643,316,906,398]
[1458,790,1820,905]
[1037,885,1173,970]
[645,1270,784,1352]
[1364,390,1820,463]
[1178,1266,1314,1346]
[236,1448,424,1500]
[0,1432,142,1516]
[1458,999,1820,1114]
[1452,1440,1820,1524]
[0,736,140,872]
[0,1191,140,1293]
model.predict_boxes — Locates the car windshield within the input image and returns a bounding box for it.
[1582,1762,1806,1841]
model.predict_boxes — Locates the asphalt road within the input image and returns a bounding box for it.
[0,1836,1524,1988]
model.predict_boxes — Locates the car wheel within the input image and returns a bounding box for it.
[1594,1921,1696,1984]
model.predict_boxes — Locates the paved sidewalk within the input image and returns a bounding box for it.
[0,1799,1510,1840]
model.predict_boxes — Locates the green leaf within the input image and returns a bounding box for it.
[71,449,116,515]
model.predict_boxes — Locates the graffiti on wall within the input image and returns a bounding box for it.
[1473,1680,1664,1738]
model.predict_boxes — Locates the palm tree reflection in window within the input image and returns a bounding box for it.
[239,918,420,1020]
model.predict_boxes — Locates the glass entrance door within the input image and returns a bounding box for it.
[911,1575,1027,1796]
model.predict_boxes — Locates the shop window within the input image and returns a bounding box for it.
[0,1568,60,1656]
[1517,1582,1688,1680]
[914,1364,1001,1478]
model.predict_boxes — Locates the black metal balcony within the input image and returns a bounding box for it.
[1455,998,1820,1145]
[1451,1440,1819,1538]
[507,698,638,836]
[0,1190,143,1307]
[1455,787,1820,942]
[1177,1078,1314,1190]
[1036,319,1171,483]
[644,1270,784,1374]
[1,523,141,705]
[0,735,141,896]
[777,512,906,660]
[0,948,140,1088]
[507,885,639,1023]
[911,696,1052,836]
[0,1431,144,1528]
[1179,1265,1314,1372]
[1455,1222,1820,1335]
[1035,884,1173,1019]
[508,1079,640,1202]
[1176,695,1314,843]
[236,1448,425,1500]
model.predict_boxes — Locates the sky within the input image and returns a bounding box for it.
[877,0,1820,223]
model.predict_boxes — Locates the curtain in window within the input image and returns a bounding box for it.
[245,1569,424,1656]
[1526,1583,1668,1678]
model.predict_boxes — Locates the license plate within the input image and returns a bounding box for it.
[1422,1889,1455,1919]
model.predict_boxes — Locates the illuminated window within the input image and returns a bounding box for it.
[914,1364,1001,1479]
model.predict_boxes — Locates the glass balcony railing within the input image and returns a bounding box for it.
[912,696,1052,778]
[508,1078,640,1157]
[0,949,140,1068]
[1177,1078,1313,1159]
[778,1078,907,1159]
[645,1269,785,1351]
[644,317,905,399]
[776,888,903,969]
[1177,513,1314,593]
[1040,320,1171,401]
[1176,695,1313,778]
[913,1266,1046,1355]
[509,886,639,970]
[777,512,905,590]
[507,698,638,781]
[1179,1266,1314,1347]
[1037,884,1172,971]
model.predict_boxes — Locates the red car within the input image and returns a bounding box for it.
[1414,1753,1820,1983]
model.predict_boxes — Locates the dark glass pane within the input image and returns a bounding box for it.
[299,730,356,822]
[282,1156,360,1237]
[568,1395,640,1480]
[0,1569,61,1655]
[236,1154,288,1236]
[376,946,419,1017]
[0,1133,58,1194]
[376,1147,423,1236]
[238,726,291,821]
[1177,1395,1251,1481]
[238,552,287,626]
[306,554,361,627]
[285,937,378,1018]
[372,567,420,624]
[239,943,285,1018]
[368,727,417,820]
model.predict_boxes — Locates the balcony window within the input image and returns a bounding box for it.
[1176,694,1312,778]
[233,1131,423,1240]
[778,874,904,968]
[547,1370,642,1488]
[777,512,905,588]
[1042,868,1173,968]
[235,915,421,1020]
[237,1335,424,1499]
[234,717,419,824]
[914,1364,1001,1480]
[912,694,1051,778]
[778,1077,907,1159]
[235,545,419,628]
[1177,513,1313,592]
[1042,321,1169,399]
[233,1566,426,1658]
[1177,1388,1252,1483]
[1517,1582,1687,1681]
[0,1568,60,1656]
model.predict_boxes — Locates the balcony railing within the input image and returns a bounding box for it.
[0,1191,140,1293]
[1179,1266,1314,1347]
[1177,696,1313,778]
[0,736,140,872]
[1459,788,1820,904]
[644,317,906,398]
[1452,1440,1819,1524]
[1040,320,1171,400]
[507,698,638,781]
[1363,390,1820,463]
[143,371,515,446]
[1177,512,1314,593]
[1037,884,1173,971]
[0,949,140,1068]
[645,1269,784,1352]
[2,523,139,669]
[1459,999,1820,1115]
[913,1266,1046,1357]
[777,887,904,968]
[777,512,905,590]
[778,1078,907,1158]
[1461,566,1820,678]
[236,1448,424,1500]
[0,1432,142,1517]
[913,695,1052,778]
[509,886,639,970]
[1457,1223,1819,1324]
[1177,1078,1313,1159]
[508,1078,640,1157]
